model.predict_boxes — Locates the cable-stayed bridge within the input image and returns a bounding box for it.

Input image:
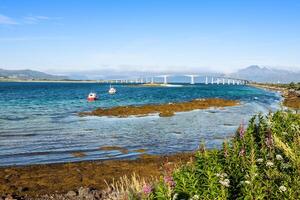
[101,75,250,85]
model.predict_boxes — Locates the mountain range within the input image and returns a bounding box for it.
[229,65,300,83]
[0,69,68,80]
[0,65,299,83]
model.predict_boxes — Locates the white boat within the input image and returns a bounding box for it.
[108,85,117,94]
[87,92,98,101]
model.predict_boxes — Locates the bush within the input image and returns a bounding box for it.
[109,111,300,199]
[154,111,300,199]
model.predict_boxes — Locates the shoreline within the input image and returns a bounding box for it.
[250,83,300,110]
[0,152,194,198]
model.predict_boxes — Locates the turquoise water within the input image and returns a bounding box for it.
[0,82,281,166]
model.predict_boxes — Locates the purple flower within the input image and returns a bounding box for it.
[239,147,245,157]
[142,184,152,195]
[164,176,176,187]
[239,123,245,139]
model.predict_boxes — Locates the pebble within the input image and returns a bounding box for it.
[66,190,77,197]
[4,194,15,200]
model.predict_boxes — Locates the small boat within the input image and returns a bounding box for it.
[87,92,98,101]
[108,85,117,94]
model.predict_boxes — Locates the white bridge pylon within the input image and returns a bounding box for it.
[185,75,199,84]
[157,75,170,84]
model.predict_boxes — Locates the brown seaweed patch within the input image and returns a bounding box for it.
[72,152,86,157]
[99,146,129,154]
[139,154,157,159]
[0,152,194,197]
[159,111,175,117]
[134,149,147,153]
[283,93,300,109]
[80,98,239,118]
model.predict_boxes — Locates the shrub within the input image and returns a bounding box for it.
[107,111,300,199]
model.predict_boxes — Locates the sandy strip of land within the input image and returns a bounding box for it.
[80,98,239,118]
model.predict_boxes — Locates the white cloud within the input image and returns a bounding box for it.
[0,14,18,25]
[23,15,60,24]
[0,36,69,42]
[0,14,61,25]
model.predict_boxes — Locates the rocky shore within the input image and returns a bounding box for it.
[0,153,194,199]
[251,83,300,110]
[80,98,239,118]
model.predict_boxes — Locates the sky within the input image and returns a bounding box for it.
[0,0,300,74]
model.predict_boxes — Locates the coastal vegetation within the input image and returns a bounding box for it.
[80,98,239,118]
[106,110,300,199]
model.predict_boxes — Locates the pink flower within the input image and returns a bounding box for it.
[239,123,245,139]
[164,176,176,187]
[142,184,152,195]
[239,147,245,157]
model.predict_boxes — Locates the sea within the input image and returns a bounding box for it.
[0,82,281,166]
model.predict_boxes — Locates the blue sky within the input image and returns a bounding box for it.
[0,0,300,74]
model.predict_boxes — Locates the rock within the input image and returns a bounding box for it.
[78,187,91,197]
[66,190,77,197]
[4,174,10,179]
[4,194,15,200]
[77,187,103,200]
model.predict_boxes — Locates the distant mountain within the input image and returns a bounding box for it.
[0,68,69,80]
[230,65,300,83]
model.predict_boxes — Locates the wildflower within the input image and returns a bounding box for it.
[219,179,230,187]
[172,193,178,200]
[239,123,245,139]
[244,180,251,184]
[191,195,200,200]
[279,185,287,192]
[276,154,283,161]
[239,147,245,157]
[266,161,274,167]
[142,184,152,195]
[164,176,176,187]
[256,158,264,163]
[216,173,227,178]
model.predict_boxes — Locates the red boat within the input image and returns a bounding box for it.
[87,92,98,101]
